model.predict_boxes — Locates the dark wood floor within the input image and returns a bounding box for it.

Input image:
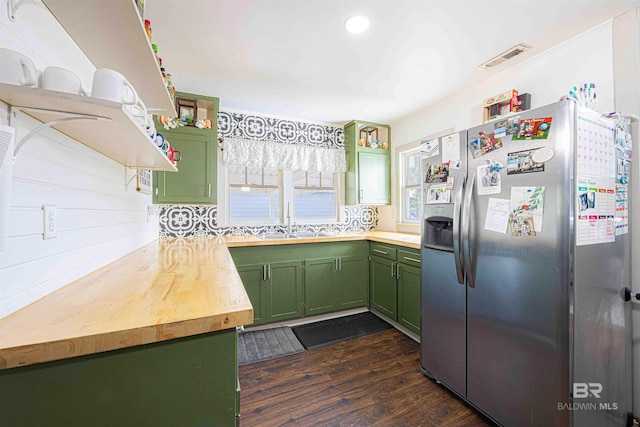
[239,328,494,427]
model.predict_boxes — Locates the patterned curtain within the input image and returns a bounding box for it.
[223,137,346,172]
[218,110,346,172]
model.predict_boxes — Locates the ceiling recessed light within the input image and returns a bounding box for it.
[344,15,370,34]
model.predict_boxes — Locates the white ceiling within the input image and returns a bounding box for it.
[145,0,639,125]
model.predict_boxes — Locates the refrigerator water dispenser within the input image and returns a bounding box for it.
[424,216,454,251]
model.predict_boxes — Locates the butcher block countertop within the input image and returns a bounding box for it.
[0,238,253,370]
[0,230,418,370]
[224,230,421,250]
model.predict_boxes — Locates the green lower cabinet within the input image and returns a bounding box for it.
[0,328,239,426]
[305,257,338,316]
[397,263,421,334]
[369,255,398,320]
[304,255,368,316]
[231,242,368,325]
[268,261,304,322]
[337,256,369,309]
[235,261,303,326]
[236,263,267,325]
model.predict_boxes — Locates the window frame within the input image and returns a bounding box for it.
[218,154,344,227]
[291,170,340,225]
[223,165,282,226]
[398,146,422,224]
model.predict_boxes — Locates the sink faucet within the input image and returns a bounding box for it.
[287,202,292,235]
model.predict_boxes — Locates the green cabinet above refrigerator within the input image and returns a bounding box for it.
[344,120,391,205]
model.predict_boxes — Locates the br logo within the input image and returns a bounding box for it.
[573,383,603,399]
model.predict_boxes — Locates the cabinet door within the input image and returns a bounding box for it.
[369,255,397,320]
[267,261,303,322]
[358,152,390,205]
[304,258,337,316]
[153,128,216,204]
[397,263,421,334]
[235,264,266,326]
[337,256,368,309]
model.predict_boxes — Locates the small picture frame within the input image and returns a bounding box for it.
[175,96,197,122]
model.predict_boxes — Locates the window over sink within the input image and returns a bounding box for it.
[218,162,342,226]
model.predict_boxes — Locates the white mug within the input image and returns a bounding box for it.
[40,66,87,95]
[91,68,138,105]
[0,48,37,86]
[126,98,148,128]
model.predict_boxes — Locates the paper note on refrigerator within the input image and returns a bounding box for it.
[484,198,510,234]
[441,133,460,163]
[615,184,628,236]
[576,175,615,245]
[508,187,545,236]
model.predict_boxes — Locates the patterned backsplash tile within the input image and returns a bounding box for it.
[159,205,378,238]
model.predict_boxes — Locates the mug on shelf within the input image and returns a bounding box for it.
[91,68,138,105]
[155,133,165,148]
[40,66,87,95]
[127,98,148,127]
[168,146,182,164]
[146,123,157,141]
[0,48,37,87]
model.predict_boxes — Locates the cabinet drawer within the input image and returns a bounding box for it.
[369,243,397,261]
[398,249,421,268]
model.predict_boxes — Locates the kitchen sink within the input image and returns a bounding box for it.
[291,232,334,238]
[258,232,334,240]
[259,234,298,240]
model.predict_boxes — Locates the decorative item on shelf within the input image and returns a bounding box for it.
[144,19,152,42]
[176,96,197,120]
[359,126,378,144]
[159,115,212,130]
[135,0,144,18]
[568,83,597,111]
[483,89,520,123]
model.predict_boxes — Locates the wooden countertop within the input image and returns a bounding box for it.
[0,239,253,370]
[224,230,421,250]
[0,230,418,370]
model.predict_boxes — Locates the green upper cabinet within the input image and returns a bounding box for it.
[152,92,219,204]
[344,120,391,205]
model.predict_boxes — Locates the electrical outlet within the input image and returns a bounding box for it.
[43,205,57,240]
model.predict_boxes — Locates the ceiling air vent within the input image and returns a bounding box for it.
[479,44,531,69]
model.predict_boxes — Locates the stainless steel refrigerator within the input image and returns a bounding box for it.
[420,99,632,426]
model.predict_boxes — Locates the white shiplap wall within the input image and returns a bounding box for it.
[0,106,158,318]
[0,2,158,318]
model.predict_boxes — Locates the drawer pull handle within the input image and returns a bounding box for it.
[403,256,421,263]
[373,249,388,255]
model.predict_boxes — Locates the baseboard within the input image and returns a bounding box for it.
[243,307,369,332]
[368,307,420,343]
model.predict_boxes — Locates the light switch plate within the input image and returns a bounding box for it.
[43,205,57,239]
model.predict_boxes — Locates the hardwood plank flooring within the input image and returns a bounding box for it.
[239,328,494,426]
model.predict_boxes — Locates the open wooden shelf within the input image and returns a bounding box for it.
[41,0,177,116]
[1,83,177,171]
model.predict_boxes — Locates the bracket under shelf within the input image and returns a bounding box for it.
[9,106,111,160]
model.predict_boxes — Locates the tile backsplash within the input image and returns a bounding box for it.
[159,205,377,238]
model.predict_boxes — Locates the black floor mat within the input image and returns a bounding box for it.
[292,312,392,350]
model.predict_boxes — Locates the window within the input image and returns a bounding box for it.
[220,162,341,226]
[399,148,422,223]
[228,166,280,223]
[293,171,337,221]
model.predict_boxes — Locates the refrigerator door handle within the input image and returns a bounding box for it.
[452,173,466,285]
[462,171,476,288]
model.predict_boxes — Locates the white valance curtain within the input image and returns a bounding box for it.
[223,137,347,173]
